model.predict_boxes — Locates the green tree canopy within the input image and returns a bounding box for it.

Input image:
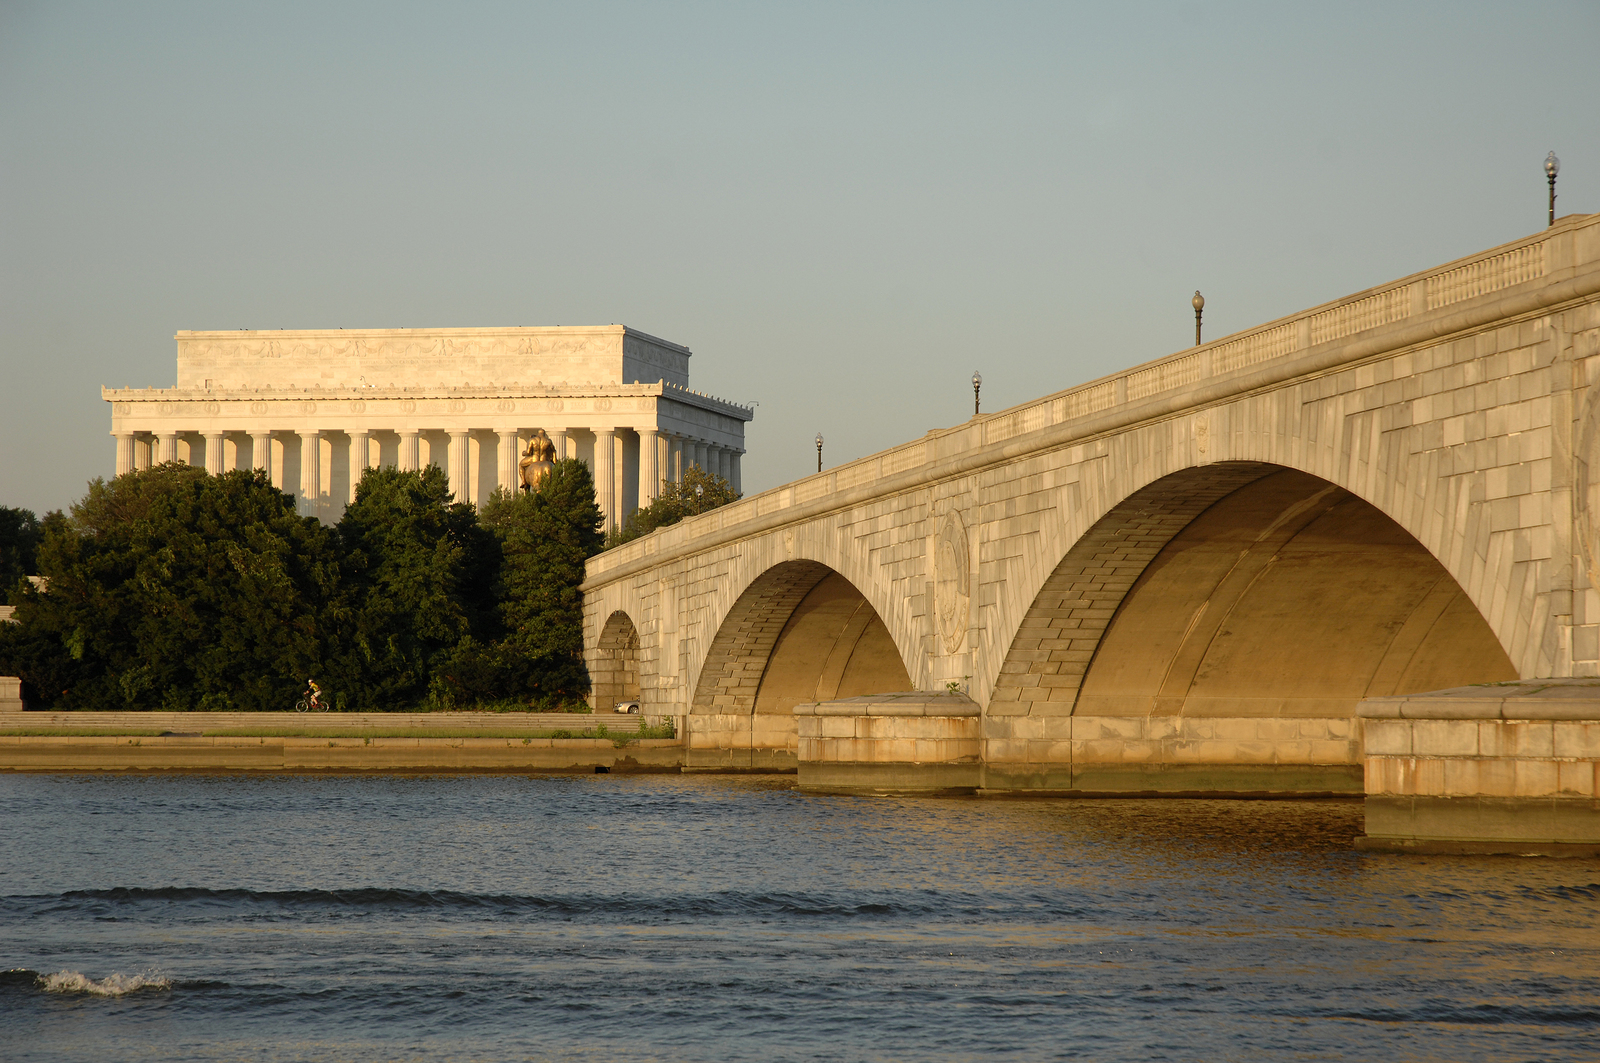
[606,464,739,548]
[328,465,499,710]
[0,463,337,710]
[469,458,604,710]
[0,505,42,604]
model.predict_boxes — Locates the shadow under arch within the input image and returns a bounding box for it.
[689,559,913,768]
[592,610,640,711]
[991,462,1516,718]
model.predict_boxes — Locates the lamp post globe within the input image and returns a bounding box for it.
[972,371,983,416]
[1193,290,1205,347]
[1547,151,1561,227]
[815,432,824,473]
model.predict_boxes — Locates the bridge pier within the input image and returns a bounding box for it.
[1357,681,1600,855]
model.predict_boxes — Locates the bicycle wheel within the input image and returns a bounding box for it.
[294,698,310,713]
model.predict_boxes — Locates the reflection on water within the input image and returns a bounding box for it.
[3,774,1599,1062]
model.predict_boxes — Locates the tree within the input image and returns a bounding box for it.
[0,506,41,604]
[472,458,604,710]
[0,464,338,710]
[329,465,499,710]
[606,464,739,548]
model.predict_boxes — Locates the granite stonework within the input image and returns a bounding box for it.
[1358,680,1600,854]
[582,214,1600,847]
[795,693,981,794]
[104,326,753,531]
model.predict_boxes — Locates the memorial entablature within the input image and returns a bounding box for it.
[102,325,753,528]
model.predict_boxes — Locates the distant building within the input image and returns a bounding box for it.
[102,326,753,530]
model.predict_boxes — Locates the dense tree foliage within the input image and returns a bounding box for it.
[0,458,607,712]
[0,465,337,710]
[0,506,43,604]
[606,465,740,548]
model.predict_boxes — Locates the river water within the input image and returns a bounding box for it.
[3,773,1599,1062]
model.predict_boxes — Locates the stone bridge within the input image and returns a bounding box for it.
[582,214,1600,820]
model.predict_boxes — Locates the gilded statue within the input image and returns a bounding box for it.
[518,429,557,491]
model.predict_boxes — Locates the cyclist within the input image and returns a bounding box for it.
[304,679,323,712]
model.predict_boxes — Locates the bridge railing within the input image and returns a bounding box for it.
[588,212,1599,583]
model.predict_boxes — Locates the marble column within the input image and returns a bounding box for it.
[399,431,420,472]
[204,432,226,476]
[348,429,371,502]
[115,434,135,476]
[156,432,181,465]
[448,431,470,503]
[667,435,684,482]
[638,428,661,506]
[249,431,272,479]
[593,427,617,533]
[549,429,570,462]
[692,439,709,473]
[730,450,743,495]
[135,435,153,471]
[497,428,519,495]
[300,430,322,517]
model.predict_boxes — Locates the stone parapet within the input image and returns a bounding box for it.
[0,677,21,713]
[3,710,659,733]
[1358,681,1600,854]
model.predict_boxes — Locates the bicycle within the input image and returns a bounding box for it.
[294,694,330,712]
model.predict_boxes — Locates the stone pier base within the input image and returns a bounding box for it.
[796,693,980,794]
[1358,681,1600,856]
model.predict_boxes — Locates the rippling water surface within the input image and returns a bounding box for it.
[4,773,1600,1061]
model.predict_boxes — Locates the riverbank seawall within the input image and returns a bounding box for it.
[0,711,685,773]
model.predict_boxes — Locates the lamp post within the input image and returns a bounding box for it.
[1546,151,1561,227]
[815,432,824,472]
[972,371,982,416]
[1193,291,1205,346]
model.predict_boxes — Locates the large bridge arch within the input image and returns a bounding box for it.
[989,461,1516,720]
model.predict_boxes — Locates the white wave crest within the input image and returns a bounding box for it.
[40,969,171,996]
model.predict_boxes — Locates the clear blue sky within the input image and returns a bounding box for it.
[2,1,1596,515]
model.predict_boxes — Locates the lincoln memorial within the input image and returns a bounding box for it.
[101,326,753,531]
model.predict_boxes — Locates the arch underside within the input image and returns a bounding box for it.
[994,463,1516,719]
[688,560,912,768]
[591,611,640,711]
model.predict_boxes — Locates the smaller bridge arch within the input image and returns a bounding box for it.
[591,610,640,711]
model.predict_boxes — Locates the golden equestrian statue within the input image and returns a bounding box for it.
[518,428,557,491]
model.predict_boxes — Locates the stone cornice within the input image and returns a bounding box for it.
[103,380,754,420]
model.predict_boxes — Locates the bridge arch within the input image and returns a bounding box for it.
[688,559,913,766]
[989,462,1516,718]
[591,610,640,711]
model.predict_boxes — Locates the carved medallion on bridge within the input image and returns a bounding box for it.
[934,510,971,653]
[497,399,516,413]
[1576,368,1600,592]
[595,398,613,412]
[448,399,467,413]
[299,401,316,415]
[349,399,366,413]
[401,399,417,414]
[205,402,220,414]
[250,401,269,414]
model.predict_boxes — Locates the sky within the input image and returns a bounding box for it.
[2,1,1597,516]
